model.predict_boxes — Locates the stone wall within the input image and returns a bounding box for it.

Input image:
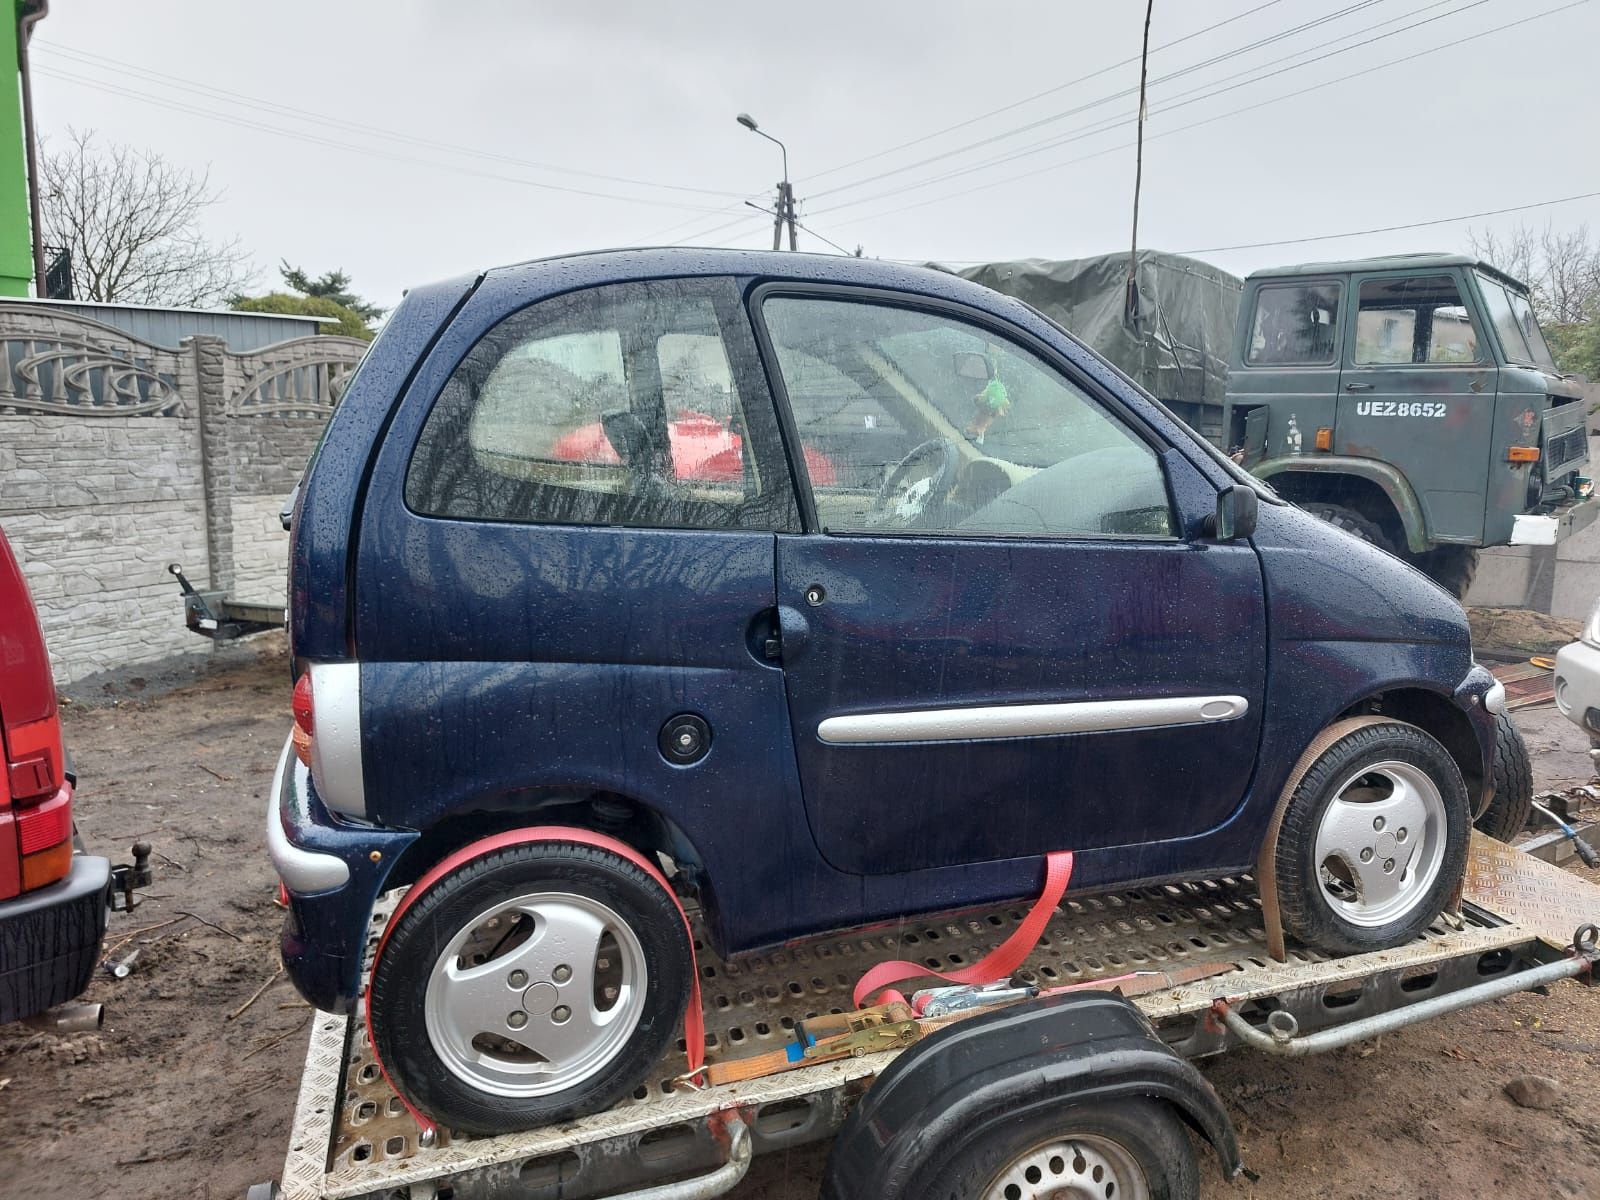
[0,305,363,685]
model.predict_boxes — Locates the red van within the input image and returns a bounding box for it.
[0,524,109,1023]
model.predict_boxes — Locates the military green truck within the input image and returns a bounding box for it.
[961,251,1597,597]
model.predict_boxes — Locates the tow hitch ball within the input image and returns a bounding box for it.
[109,841,153,912]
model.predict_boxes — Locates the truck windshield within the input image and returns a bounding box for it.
[1476,274,1557,370]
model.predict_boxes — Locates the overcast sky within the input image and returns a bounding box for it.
[26,0,1600,310]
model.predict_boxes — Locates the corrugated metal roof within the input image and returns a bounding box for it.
[0,297,336,351]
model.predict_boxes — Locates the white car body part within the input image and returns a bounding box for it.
[1555,600,1600,760]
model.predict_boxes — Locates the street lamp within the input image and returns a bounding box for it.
[735,112,796,251]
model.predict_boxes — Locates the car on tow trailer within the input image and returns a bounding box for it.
[274,248,1517,1136]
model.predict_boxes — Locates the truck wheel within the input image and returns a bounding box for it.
[369,840,691,1136]
[1301,502,1394,554]
[1408,545,1479,599]
[1475,709,1534,841]
[1274,721,1470,956]
[922,1098,1198,1200]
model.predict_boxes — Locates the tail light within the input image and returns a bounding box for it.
[292,672,314,767]
[1,527,72,895]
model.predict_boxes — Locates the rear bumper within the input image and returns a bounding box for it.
[0,853,110,1024]
[267,734,415,1013]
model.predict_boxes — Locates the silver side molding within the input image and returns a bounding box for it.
[816,695,1250,745]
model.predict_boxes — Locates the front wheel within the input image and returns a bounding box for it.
[922,1098,1198,1200]
[1274,720,1470,956]
[1475,709,1534,841]
[368,840,691,1135]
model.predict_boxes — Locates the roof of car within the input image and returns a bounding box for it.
[485,245,954,289]
[1247,252,1529,291]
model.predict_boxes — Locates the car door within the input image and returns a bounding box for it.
[1338,271,1495,543]
[752,286,1268,877]
[350,276,802,832]
[1229,277,1344,466]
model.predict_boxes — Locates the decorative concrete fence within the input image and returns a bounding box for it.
[0,304,364,685]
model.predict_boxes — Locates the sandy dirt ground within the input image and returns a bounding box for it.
[2,634,1599,1200]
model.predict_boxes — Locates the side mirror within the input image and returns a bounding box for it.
[1209,484,1258,541]
[953,351,991,381]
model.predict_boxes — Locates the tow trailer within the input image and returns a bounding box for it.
[252,832,1600,1200]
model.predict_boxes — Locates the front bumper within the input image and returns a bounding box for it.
[1510,494,1600,545]
[0,852,110,1024]
[267,734,416,1013]
[1554,640,1600,741]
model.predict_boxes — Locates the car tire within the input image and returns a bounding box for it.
[1301,501,1395,555]
[917,1098,1198,1200]
[1475,709,1534,841]
[369,839,691,1136]
[1275,720,1470,956]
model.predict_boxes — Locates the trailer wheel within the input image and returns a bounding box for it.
[369,840,691,1136]
[1475,709,1534,841]
[1301,502,1394,554]
[1275,721,1470,955]
[923,1098,1197,1200]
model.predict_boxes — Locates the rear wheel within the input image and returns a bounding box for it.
[1301,502,1394,554]
[923,1098,1198,1200]
[369,840,691,1135]
[1475,709,1534,841]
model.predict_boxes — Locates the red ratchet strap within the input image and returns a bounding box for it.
[364,825,706,1137]
[853,850,1074,1011]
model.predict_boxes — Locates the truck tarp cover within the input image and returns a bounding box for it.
[954,251,1243,419]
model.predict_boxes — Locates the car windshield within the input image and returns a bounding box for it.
[1477,274,1558,370]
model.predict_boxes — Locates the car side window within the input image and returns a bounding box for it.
[761,296,1174,540]
[407,280,796,531]
[1353,275,1481,365]
[1246,283,1341,365]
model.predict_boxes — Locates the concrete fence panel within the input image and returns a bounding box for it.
[0,304,362,685]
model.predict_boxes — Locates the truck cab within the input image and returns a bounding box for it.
[1224,253,1596,594]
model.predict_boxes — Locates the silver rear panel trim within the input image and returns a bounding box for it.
[816,695,1250,745]
[309,661,366,819]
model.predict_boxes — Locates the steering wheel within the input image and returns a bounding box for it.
[867,439,961,529]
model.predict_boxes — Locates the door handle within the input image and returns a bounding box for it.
[1344,382,1374,392]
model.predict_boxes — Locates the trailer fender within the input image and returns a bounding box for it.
[1255,455,1430,552]
[821,991,1242,1200]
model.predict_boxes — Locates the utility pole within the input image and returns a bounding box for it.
[737,113,798,251]
[1125,0,1154,325]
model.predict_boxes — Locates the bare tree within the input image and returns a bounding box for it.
[39,128,255,306]
[1468,221,1600,324]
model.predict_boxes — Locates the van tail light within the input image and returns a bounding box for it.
[292,672,314,767]
[1508,446,1541,464]
[17,785,73,890]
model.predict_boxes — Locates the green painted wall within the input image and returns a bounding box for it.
[0,3,31,297]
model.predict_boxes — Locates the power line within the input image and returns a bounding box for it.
[807,0,1290,182]
[34,42,748,200]
[810,0,1479,217]
[31,65,731,213]
[818,0,1588,230]
[1178,189,1600,254]
[807,0,1391,201]
[739,201,858,255]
